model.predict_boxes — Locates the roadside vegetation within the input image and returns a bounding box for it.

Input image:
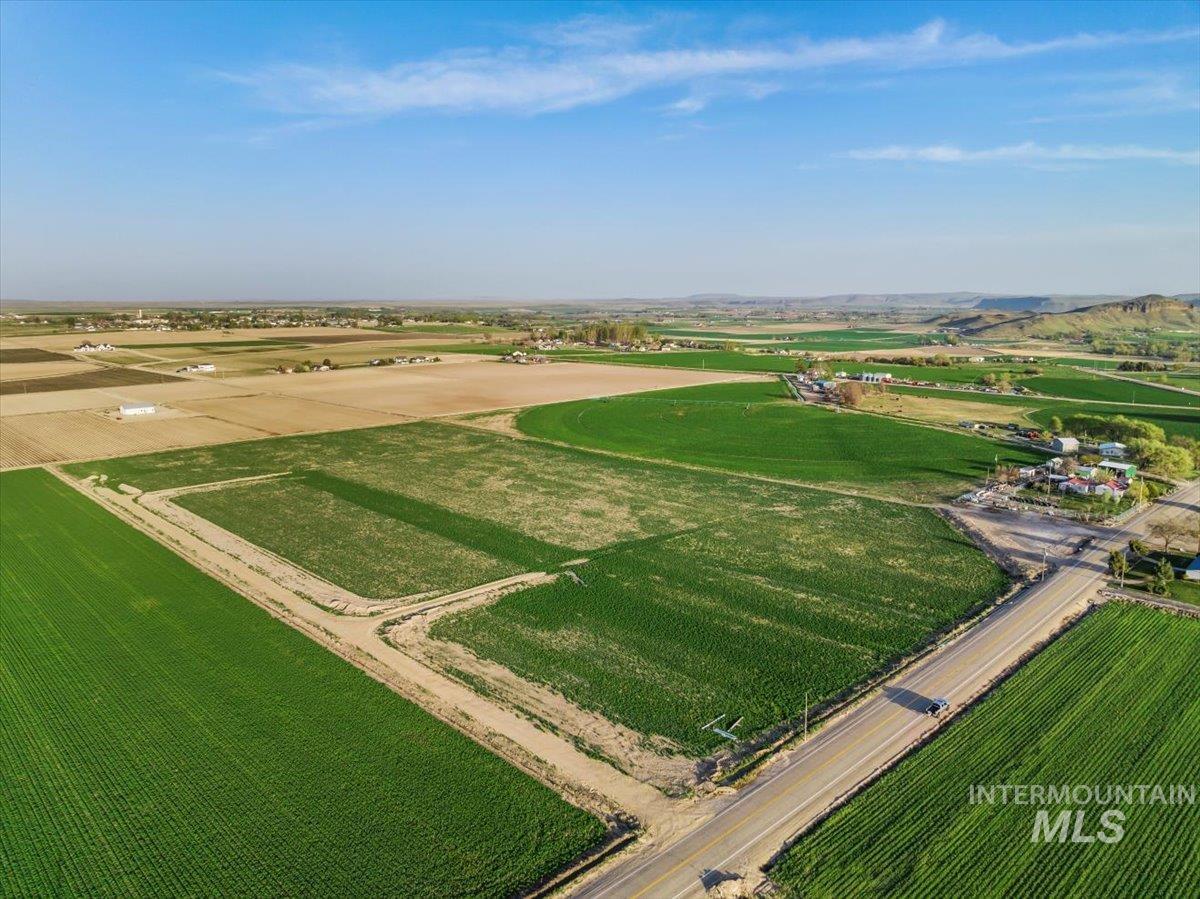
[1,469,604,896]
[771,603,1200,897]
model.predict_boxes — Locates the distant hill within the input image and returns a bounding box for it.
[973,296,1050,312]
[965,295,1200,339]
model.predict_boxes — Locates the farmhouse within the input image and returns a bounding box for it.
[75,341,115,353]
[1099,442,1127,457]
[1051,436,1079,454]
[118,402,156,416]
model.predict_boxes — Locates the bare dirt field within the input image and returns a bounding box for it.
[0,358,752,468]
[0,348,73,363]
[139,340,484,375]
[1,378,245,416]
[1,409,267,467]
[0,359,102,381]
[221,360,759,417]
[0,366,183,395]
[175,394,406,435]
[0,326,392,351]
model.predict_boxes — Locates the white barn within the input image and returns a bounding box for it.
[119,402,156,416]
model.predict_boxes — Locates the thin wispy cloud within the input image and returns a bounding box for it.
[844,142,1200,165]
[1027,70,1200,123]
[219,18,1199,120]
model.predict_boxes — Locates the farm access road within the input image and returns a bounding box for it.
[575,480,1200,899]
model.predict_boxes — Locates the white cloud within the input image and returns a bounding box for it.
[844,141,1200,165]
[219,18,1199,119]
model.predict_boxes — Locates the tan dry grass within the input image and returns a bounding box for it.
[859,391,1033,426]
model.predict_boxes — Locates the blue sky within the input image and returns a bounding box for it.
[2,0,1198,301]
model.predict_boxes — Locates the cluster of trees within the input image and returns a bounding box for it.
[1049,413,1196,478]
[1087,336,1193,362]
[1115,360,1170,372]
[567,321,649,344]
[919,333,960,346]
[277,357,337,373]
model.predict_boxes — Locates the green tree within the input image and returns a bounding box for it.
[1107,550,1129,587]
[1049,416,1064,434]
[1150,556,1175,595]
[1128,539,1148,557]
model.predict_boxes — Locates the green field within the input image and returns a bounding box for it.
[65,419,1009,755]
[0,469,604,896]
[515,381,1044,502]
[889,385,1200,439]
[432,500,1008,755]
[772,603,1200,897]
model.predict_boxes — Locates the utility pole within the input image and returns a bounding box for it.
[804,692,809,743]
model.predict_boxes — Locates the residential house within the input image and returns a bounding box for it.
[1051,436,1079,454]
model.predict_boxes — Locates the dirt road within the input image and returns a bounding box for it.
[575,481,1199,899]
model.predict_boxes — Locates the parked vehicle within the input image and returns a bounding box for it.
[926,698,950,717]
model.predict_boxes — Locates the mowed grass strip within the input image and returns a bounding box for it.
[515,381,1044,502]
[771,603,1200,897]
[175,477,522,599]
[0,469,604,897]
[433,501,1008,755]
[301,471,577,570]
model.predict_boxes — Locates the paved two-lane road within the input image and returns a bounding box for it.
[577,482,1199,899]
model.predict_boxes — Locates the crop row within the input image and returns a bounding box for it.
[771,603,1200,897]
[1,469,604,896]
[433,502,1008,755]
